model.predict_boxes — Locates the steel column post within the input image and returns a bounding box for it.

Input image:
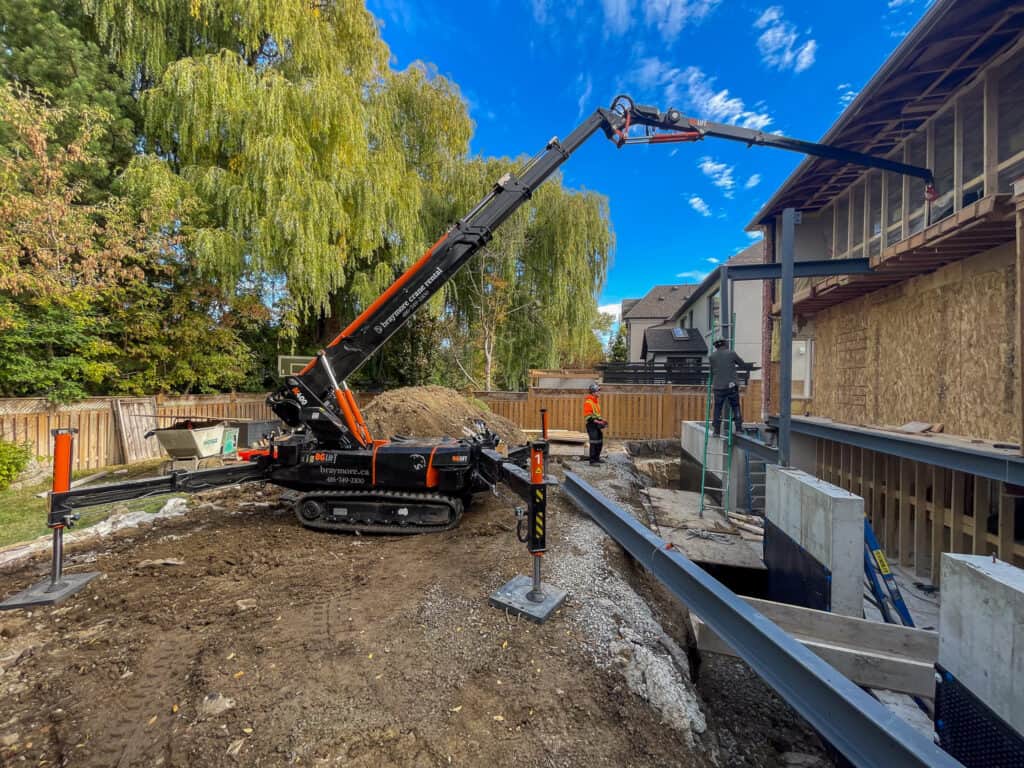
[779,207,796,467]
[720,264,730,344]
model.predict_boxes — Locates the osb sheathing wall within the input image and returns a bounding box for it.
[811,242,1020,442]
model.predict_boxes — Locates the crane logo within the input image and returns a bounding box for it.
[411,454,426,470]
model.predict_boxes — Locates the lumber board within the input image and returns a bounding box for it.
[690,596,938,698]
[522,429,588,444]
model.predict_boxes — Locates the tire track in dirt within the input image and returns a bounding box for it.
[84,629,199,767]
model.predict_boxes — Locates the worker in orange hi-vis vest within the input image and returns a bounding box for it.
[583,383,609,465]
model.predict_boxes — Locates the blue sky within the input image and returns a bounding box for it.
[366,0,934,319]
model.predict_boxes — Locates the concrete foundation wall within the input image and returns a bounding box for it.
[680,421,743,511]
[765,466,864,616]
[939,554,1024,735]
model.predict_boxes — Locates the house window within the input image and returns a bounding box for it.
[687,310,694,329]
[998,50,1024,193]
[850,183,865,258]
[792,339,813,399]
[708,290,720,334]
[961,86,984,207]
[907,135,927,234]
[868,172,882,258]
[835,195,849,257]
[932,108,955,222]
[885,169,903,246]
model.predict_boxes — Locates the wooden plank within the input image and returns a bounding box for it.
[914,461,930,578]
[998,488,1014,563]
[871,451,884,535]
[690,599,938,699]
[885,456,898,553]
[973,476,991,554]
[950,471,966,552]
[899,458,913,564]
[931,467,947,587]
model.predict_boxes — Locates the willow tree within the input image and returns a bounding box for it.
[434,158,614,391]
[82,0,473,324]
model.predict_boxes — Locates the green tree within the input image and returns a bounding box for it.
[83,0,473,323]
[423,158,613,391]
[608,323,628,362]
[0,84,255,400]
[0,0,139,199]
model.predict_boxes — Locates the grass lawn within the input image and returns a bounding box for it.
[0,460,184,550]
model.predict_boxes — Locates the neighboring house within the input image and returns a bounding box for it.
[620,284,698,362]
[666,241,765,379]
[639,324,706,363]
[748,0,1024,584]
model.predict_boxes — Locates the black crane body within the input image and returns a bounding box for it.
[49,95,934,533]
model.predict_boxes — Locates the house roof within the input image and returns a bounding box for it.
[622,284,698,320]
[748,0,1024,227]
[669,240,766,323]
[642,324,708,356]
[621,298,640,317]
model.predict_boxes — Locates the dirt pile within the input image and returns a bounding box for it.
[362,385,526,447]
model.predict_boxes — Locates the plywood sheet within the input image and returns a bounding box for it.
[810,243,1019,442]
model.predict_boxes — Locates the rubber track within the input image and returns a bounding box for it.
[295,489,464,534]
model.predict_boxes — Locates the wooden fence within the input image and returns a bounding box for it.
[0,394,276,472]
[815,439,1022,585]
[478,382,761,440]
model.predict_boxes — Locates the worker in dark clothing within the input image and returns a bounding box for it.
[583,383,608,464]
[709,338,748,437]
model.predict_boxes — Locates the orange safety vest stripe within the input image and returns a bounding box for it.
[583,395,601,419]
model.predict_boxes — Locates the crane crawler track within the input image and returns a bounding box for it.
[293,489,464,534]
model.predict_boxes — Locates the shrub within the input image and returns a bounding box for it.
[0,440,33,491]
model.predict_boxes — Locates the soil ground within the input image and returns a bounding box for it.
[0,393,828,767]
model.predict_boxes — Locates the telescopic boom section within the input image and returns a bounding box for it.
[269,94,933,442]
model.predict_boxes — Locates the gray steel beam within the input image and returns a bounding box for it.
[560,471,961,768]
[768,416,1024,485]
[727,257,872,281]
[778,208,796,467]
[733,431,779,463]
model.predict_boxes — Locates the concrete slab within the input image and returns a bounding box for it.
[938,554,1024,734]
[644,488,765,571]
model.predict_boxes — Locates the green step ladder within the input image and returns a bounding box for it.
[699,315,737,519]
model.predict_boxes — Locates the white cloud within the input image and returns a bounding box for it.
[595,0,722,40]
[599,302,622,321]
[577,73,593,119]
[754,6,817,73]
[632,59,774,130]
[706,257,720,264]
[676,269,709,281]
[837,82,858,109]
[698,156,736,198]
[688,195,712,216]
[532,0,551,23]
[745,173,762,189]
[643,0,721,42]
[602,0,635,35]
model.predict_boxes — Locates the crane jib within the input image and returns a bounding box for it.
[269,93,934,436]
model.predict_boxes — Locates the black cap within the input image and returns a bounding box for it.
[713,338,728,347]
